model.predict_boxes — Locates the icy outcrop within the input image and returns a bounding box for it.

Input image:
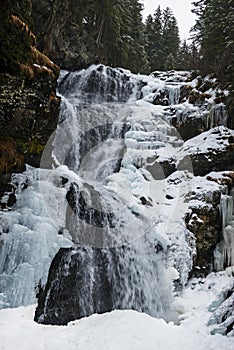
[0,167,74,308]
[178,126,234,176]
[208,280,234,336]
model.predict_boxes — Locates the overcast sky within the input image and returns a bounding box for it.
[141,0,197,41]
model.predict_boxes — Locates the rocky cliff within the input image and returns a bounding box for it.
[0,2,60,203]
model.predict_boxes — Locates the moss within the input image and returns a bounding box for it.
[16,139,28,153]
[28,138,45,154]
[0,136,47,175]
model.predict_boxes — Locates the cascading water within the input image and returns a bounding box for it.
[0,65,199,320]
[34,65,194,325]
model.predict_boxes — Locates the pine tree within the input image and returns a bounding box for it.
[161,7,180,70]
[192,0,234,126]
[124,0,150,73]
[192,0,233,81]
[144,6,180,71]
[145,6,163,71]
[176,40,195,71]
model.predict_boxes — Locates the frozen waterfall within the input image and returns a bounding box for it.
[1,65,203,323]
[214,190,234,271]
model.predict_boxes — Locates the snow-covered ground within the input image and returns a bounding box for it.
[0,268,233,350]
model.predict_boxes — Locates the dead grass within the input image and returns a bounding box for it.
[20,64,35,79]
[31,47,60,77]
[0,139,24,174]
[10,15,36,46]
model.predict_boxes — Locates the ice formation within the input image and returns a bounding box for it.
[0,65,233,330]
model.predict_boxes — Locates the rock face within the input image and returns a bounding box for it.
[186,172,234,277]
[0,71,60,172]
[186,189,222,276]
[0,3,60,197]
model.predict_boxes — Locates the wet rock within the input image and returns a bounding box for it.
[146,158,176,180]
[140,196,153,207]
[166,194,174,200]
[34,246,113,325]
[186,202,222,277]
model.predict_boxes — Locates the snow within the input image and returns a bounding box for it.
[0,268,233,350]
[0,66,233,342]
[178,126,234,157]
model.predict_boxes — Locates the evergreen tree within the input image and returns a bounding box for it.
[192,0,234,126]
[145,6,163,71]
[176,40,196,71]
[124,0,150,73]
[144,6,180,71]
[69,0,149,72]
[161,7,180,70]
[192,0,233,81]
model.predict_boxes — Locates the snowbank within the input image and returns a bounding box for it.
[1,269,233,350]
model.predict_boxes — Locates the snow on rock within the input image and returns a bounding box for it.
[179,126,234,156]
[172,268,234,340]
[208,279,234,336]
[177,126,234,176]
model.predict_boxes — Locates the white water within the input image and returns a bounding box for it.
[0,64,231,322]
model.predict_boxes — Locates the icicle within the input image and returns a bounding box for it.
[168,85,181,105]
[214,194,234,270]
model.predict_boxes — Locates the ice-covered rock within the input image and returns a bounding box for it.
[208,280,234,336]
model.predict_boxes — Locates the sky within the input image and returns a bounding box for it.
[141,0,197,41]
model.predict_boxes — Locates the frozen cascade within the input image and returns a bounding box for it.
[0,65,195,320]
[168,85,181,105]
[206,103,228,129]
[0,168,74,308]
[58,64,134,106]
[214,190,234,270]
[34,66,195,325]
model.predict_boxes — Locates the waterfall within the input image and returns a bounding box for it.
[168,85,181,105]
[35,242,172,325]
[214,191,234,270]
[1,65,195,319]
[58,64,134,106]
[34,66,194,325]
